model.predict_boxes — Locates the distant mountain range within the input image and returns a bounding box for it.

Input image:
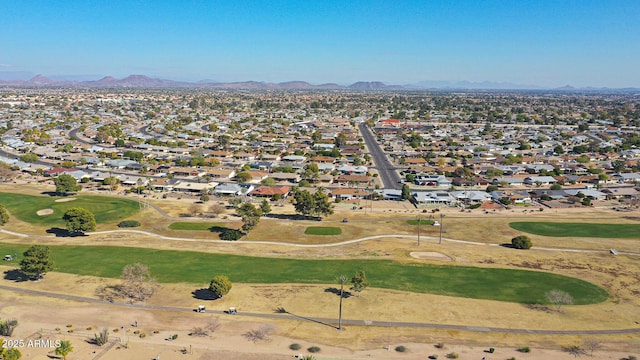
[0,73,638,91]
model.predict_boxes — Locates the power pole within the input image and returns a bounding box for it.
[439,213,444,244]
[417,217,421,246]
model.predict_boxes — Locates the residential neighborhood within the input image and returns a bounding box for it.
[0,88,639,211]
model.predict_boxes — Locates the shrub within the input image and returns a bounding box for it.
[94,328,109,346]
[308,346,321,353]
[66,324,73,328]
[434,342,445,349]
[118,220,141,228]
[139,332,146,338]
[289,343,301,350]
[220,228,243,241]
[518,346,530,353]
[446,352,459,359]
[0,319,18,336]
[511,235,532,249]
[395,345,407,352]
[489,347,495,353]
[508,357,517,360]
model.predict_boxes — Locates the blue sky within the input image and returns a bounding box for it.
[1,0,639,87]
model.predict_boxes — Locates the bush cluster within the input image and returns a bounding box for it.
[118,220,141,228]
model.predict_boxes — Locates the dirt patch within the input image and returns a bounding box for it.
[410,251,452,261]
[36,208,54,216]
[54,197,76,202]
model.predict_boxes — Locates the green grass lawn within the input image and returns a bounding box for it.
[168,222,227,232]
[304,226,342,235]
[0,192,140,226]
[510,222,640,239]
[406,219,436,226]
[0,243,608,305]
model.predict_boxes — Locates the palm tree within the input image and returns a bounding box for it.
[337,274,348,330]
[55,340,73,360]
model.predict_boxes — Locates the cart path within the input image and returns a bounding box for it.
[1,228,639,256]
[0,283,638,336]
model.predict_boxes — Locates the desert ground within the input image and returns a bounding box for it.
[0,181,639,359]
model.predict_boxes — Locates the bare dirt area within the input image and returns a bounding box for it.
[409,251,452,261]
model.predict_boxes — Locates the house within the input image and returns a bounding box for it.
[611,173,640,184]
[207,168,236,180]
[336,165,368,175]
[173,181,218,194]
[214,182,250,196]
[492,177,524,186]
[334,174,371,185]
[524,176,557,185]
[330,188,369,200]
[248,186,291,198]
[412,191,455,206]
[414,174,451,187]
[375,189,403,201]
[269,172,301,183]
[450,190,492,203]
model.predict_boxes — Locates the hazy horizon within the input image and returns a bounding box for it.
[2,1,639,88]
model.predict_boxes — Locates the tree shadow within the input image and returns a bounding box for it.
[273,307,337,329]
[208,226,228,233]
[40,191,60,197]
[46,227,71,237]
[3,269,27,282]
[265,213,320,221]
[324,287,352,298]
[192,288,219,300]
[500,243,515,248]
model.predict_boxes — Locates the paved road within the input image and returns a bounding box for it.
[1,284,638,335]
[358,123,402,190]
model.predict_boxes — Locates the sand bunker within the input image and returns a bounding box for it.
[36,209,54,216]
[55,197,76,202]
[410,251,452,261]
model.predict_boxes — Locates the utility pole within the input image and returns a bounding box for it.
[439,213,444,244]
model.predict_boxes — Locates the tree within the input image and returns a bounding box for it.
[19,153,38,163]
[550,183,563,190]
[545,289,574,311]
[63,207,96,235]
[208,203,225,217]
[236,202,262,233]
[350,270,369,298]
[120,263,158,302]
[55,340,73,360]
[293,188,333,219]
[54,174,82,195]
[19,245,53,280]
[200,194,210,203]
[260,199,271,216]
[0,204,9,226]
[209,275,232,298]
[511,235,532,249]
[235,171,252,184]
[401,184,411,200]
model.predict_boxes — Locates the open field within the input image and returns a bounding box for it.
[304,226,342,235]
[510,221,640,238]
[0,192,140,226]
[0,243,608,304]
